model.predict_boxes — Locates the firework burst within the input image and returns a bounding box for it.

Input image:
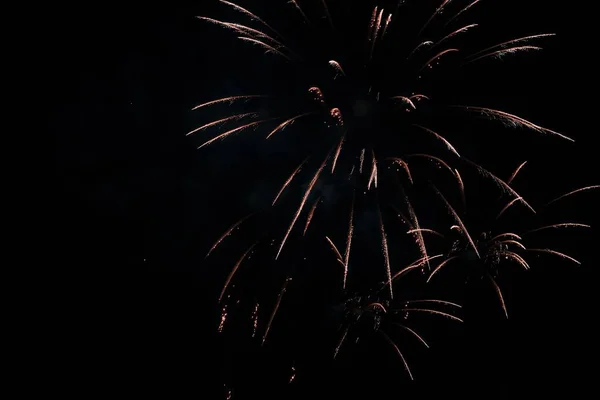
[190,0,593,390]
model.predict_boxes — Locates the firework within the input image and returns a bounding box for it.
[191,0,591,389]
[332,269,462,380]
[425,163,594,318]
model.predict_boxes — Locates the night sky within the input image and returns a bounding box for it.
[51,0,597,397]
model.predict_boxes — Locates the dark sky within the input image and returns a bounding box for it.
[51,0,597,398]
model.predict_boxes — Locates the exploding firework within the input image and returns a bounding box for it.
[190,0,593,391]
[194,0,572,282]
[425,165,596,318]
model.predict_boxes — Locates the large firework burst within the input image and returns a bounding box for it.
[190,0,597,390]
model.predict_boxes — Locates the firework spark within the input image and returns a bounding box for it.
[427,255,459,282]
[523,223,591,235]
[496,196,524,219]
[198,118,277,149]
[331,133,346,173]
[454,106,574,142]
[392,255,444,283]
[388,158,413,184]
[465,45,543,64]
[251,301,259,337]
[368,150,378,190]
[491,232,522,242]
[328,60,346,78]
[197,17,283,47]
[206,214,255,258]
[187,112,257,137]
[467,160,535,213]
[420,48,459,72]
[455,168,466,209]
[394,324,429,348]
[238,36,292,60]
[273,157,310,206]
[407,228,444,238]
[325,236,344,262]
[219,0,282,38]
[407,40,433,60]
[527,248,581,265]
[433,186,480,258]
[466,33,556,60]
[303,196,322,235]
[444,0,482,27]
[412,124,461,157]
[399,308,463,323]
[379,330,413,380]
[432,24,478,49]
[276,150,332,259]
[288,0,309,24]
[507,161,528,185]
[192,95,266,111]
[320,0,334,29]
[488,274,508,318]
[378,205,393,299]
[266,112,314,139]
[382,14,393,38]
[343,193,355,289]
[500,251,529,270]
[262,277,292,345]
[545,185,600,206]
[419,0,454,36]
[409,200,431,271]
[219,242,258,302]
